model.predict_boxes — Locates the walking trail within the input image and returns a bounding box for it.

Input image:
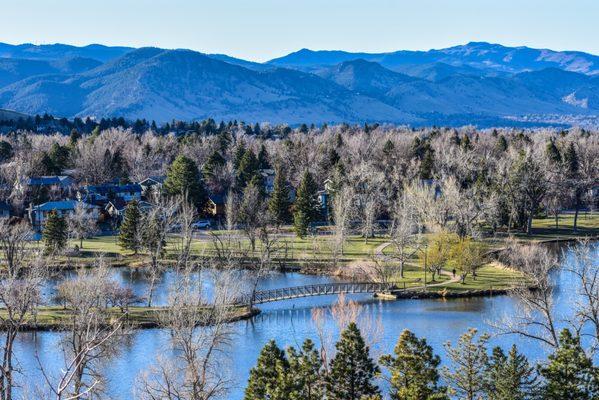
[373,242,461,288]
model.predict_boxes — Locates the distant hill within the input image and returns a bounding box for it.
[0,42,597,126]
[0,108,29,121]
[0,48,417,124]
[269,42,599,76]
[0,43,133,62]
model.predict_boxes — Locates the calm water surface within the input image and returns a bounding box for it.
[15,243,598,399]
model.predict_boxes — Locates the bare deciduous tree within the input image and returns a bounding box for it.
[39,261,125,399]
[389,194,421,278]
[330,185,354,266]
[67,202,98,249]
[136,265,239,400]
[493,241,559,348]
[0,226,45,400]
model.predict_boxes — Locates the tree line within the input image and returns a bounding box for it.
[1,124,596,236]
[245,322,597,400]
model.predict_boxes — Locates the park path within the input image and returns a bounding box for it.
[374,242,461,288]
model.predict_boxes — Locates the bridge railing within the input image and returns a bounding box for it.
[235,281,402,305]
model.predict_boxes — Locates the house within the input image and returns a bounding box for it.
[260,169,276,194]
[139,176,166,197]
[207,193,226,217]
[0,201,10,219]
[105,199,153,220]
[29,200,99,228]
[26,176,74,189]
[84,183,143,204]
[24,176,76,201]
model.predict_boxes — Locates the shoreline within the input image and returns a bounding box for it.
[3,307,261,332]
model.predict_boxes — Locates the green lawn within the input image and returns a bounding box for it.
[1,304,254,330]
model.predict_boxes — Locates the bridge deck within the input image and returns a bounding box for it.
[238,281,401,305]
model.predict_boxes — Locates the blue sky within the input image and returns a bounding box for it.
[1,0,597,61]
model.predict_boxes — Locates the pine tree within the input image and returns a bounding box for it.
[237,149,260,189]
[0,140,13,162]
[293,171,320,238]
[327,322,381,400]
[564,142,579,174]
[268,167,292,227]
[545,139,562,164]
[380,329,447,400]
[233,142,247,170]
[419,147,435,180]
[245,340,292,400]
[540,329,599,400]
[442,328,489,400]
[287,339,324,400]
[164,155,208,212]
[485,345,537,400]
[257,144,271,169]
[43,211,68,254]
[202,150,225,181]
[495,135,508,153]
[118,200,142,254]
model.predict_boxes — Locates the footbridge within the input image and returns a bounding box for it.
[238,281,401,305]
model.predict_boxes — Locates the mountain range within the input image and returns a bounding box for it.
[0,41,597,126]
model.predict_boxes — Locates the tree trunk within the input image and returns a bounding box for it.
[526,214,533,235]
[2,330,16,400]
[574,201,580,233]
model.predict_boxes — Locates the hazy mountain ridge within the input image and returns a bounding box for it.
[0,42,597,125]
[269,42,599,76]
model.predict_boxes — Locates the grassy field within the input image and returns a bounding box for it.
[1,305,255,330]
[9,212,594,296]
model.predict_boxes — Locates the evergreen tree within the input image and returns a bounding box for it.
[69,128,81,145]
[564,142,579,174]
[217,130,232,152]
[245,340,292,400]
[237,149,260,189]
[43,211,68,254]
[48,143,71,174]
[141,213,167,259]
[495,135,508,153]
[485,345,537,400]
[293,171,320,238]
[545,139,562,164]
[164,155,208,212]
[380,330,447,400]
[540,329,599,400]
[0,141,13,162]
[287,339,324,400]
[382,139,395,158]
[202,150,226,181]
[442,328,489,400]
[118,200,142,254]
[233,141,247,170]
[268,167,292,226]
[257,144,271,169]
[461,135,472,151]
[419,147,435,180]
[327,322,381,400]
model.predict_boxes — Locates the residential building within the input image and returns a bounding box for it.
[84,183,143,204]
[29,200,99,228]
[139,176,166,197]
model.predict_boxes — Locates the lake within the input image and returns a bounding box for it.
[12,242,598,399]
